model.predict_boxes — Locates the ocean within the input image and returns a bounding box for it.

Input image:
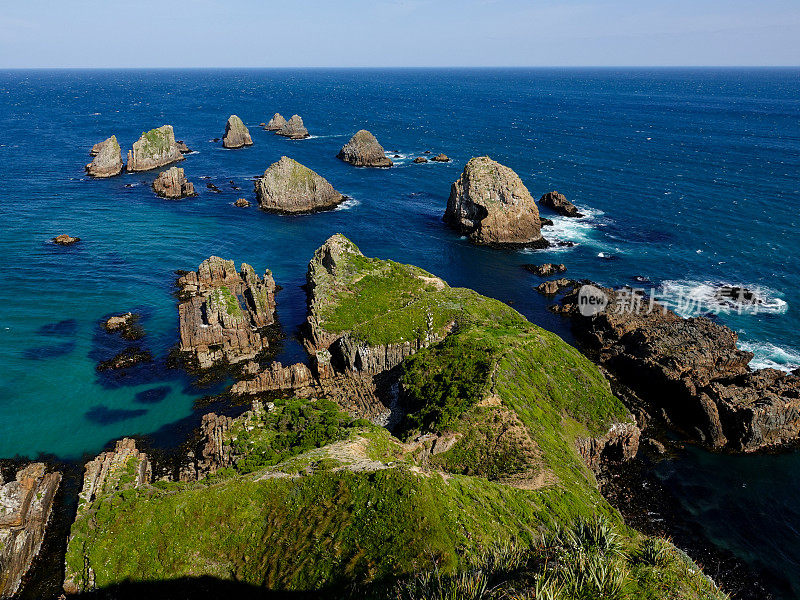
[1,67,798,596]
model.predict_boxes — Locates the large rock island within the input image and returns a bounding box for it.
[337,130,393,167]
[275,114,310,139]
[126,125,184,172]
[264,112,287,131]
[221,115,253,149]
[254,156,344,213]
[85,135,123,177]
[444,156,547,248]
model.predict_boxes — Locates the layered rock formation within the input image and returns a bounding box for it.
[275,114,309,139]
[337,130,393,167]
[558,284,800,451]
[52,234,80,245]
[254,156,344,214]
[222,115,253,149]
[539,191,583,218]
[77,439,151,510]
[85,135,123,178]
[0,463,61,598]
[152,166,196,199]
[264,113,287,131]
[177,256,277,370]
[126,125,184,172]
[444,156,547,248]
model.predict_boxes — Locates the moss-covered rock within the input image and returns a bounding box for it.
[127,125,184,172]
[254,156,343,214]
[222,114,253,149]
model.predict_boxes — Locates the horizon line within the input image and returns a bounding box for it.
[2,65,799,70]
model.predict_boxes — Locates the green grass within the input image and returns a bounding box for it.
[137,127,171,157]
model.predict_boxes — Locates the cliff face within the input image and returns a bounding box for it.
[254,156,343,213]
[275,114,309,139]
[126,125,184,172]
[264,112,287,131]
[0,463,61,599]
[85,135,123,177]
[337,130,393,167]
[152,166,196,198]
[444,156,546,248]
[222,115,253,149]
[177,256,277,370]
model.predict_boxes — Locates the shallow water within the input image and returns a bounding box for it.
[1,67,799,596]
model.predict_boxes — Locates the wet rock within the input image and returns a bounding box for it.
[229,180,240,191]
[85,135,123,178]
[127,125,184,172]
[539,191,583,218]
[254,156,344,214]
[96,347,153,371]
[540,217,554,226]
[152,166,196,199]
[103,312,144,341]
[222,115,253,149]
[413,157,428,164]
[264,113,287,131]
[206,182,221,193]
[444,156,547,248]
[234,198,250,208]
[52,234,80,245]
[337,130,392,167]
[641,437,667,455]
[0,463,61,598]
[175,140,192,153]
[275,114,309,139]
[524,263,566,277]
[177,256,277,370]
[430,153,450,162]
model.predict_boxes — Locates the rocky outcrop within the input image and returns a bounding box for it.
[222,115,253,149]
[96,347,153,371]
[524,263,566,277]
[337,130,392,167]
[177,257,277,370]
[254,156,344,214]
[234,198,250,207]
[444,156,547,248]
[104,312,143,340]
[537,278,576,296]
[52,234,80,245]
[431,153,450,162]
[558,284,800,451]
[85,136,123,178]
[179,412,235,481]
[0,463,61,599]
[231,361,314,395]
[275,114,309,139]
[414,157,428,164]
[77,439,151,510]
[577,421,641,471]
[176,140,192,153]
[126,125,184,172]
[264,113,287,131]
[539,191,583,218]
[152,167,196,199]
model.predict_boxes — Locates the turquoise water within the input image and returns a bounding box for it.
[1,68,799,595]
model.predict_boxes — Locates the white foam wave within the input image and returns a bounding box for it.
[335,197,361,211]
[658,280,788,317]
[539,205,607,251]
[739,340,800,372]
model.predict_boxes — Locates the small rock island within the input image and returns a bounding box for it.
[264,112,287,131]
[275,114,310,139]
[337,130,392,167]
[539,191,583,217]
[222,115,253,149]
[254,156,344,214]
[152,167,196,199]
[85,135,123,177]
[444,156,547,248]
[126,125,184,172]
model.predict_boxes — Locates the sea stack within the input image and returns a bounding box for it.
[85,135,123,177]
[337,130,392,167]
[444,156,546,248]
[539,191,583,218]
[275,115,310,139]
[431,153,451,162]
[222,115,253,149]
[265,113,287,131]
[254,156,344,214]
[152,167,196,199]
[126,125,184,172]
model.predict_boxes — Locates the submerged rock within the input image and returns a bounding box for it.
[206,181,221,193]
[127,125,184,172]
[264,112,287,131]
[103,312,144,341]
[254,156,344,214]
[52,234,80,245]
[85,135,123,178]
[0,463,62,598]
[96,347,153,371]
[539,191,583,218]
[177,256,277,370]
[152,166,196,199]
[444,156,547,248]
[337,130,392,167]
[275,114,309,139]
[222,115,253,149]
[431,153,450,162]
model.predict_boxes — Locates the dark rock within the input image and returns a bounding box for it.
[523,263,566,277]
[222,115,253,149]
[540,217,554,226]
[86,135,123,177]
[337,130,392,167]
[127,125,184,172]
[229,180,240,190]
[641,437,667,455]
[97,347,153,371]
[52,234,80,245]
[537,278,575,296]
[103,312,144,341]
[206,182,221,193]
[413,157,428,163]
[275,114,309,139]
[430,153,450,162]
[234,198,250,208]
[152,167,196,199]
[539,191,583,218]
[176,140,192,153]
[254,156,343,214]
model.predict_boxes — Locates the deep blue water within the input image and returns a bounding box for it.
[1,68,799,596]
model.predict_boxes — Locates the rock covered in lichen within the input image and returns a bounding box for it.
[539,191,583,218]
[222,115,253,149]
[177,256,277,370]
[86,135,123,177]
[0,463,61,598]
[254,156,343,214]
[275,114,310,139]
[126,125,184,172]
[337,130,392,167]
[264,112,287,131]
[444,156,546,248]
[152,166,196,199]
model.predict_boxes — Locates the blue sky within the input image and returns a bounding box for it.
[1,0,798,68]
